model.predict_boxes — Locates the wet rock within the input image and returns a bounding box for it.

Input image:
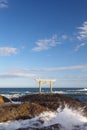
[17,123,61,130]
[41,124,61,130]
[0,95,11,105]
[12,94,87,111]
[1,93,87,124]
[0,102,49,122]
[17,128,28,130]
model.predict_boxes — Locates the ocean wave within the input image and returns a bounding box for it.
[78,88,87,91]
[53,91,67,94]
[1,91,86,100]
[68,88,87,92]
[0,105,87,130]
[1,93,25,99]
[1,88,87,101]
[53,91,86,95]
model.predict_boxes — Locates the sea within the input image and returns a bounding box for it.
[0,87,87,102]
[0,87,87,130]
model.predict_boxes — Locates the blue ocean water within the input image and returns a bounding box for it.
[0,87,87,102]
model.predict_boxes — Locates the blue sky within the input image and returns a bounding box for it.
[0,0,87,88]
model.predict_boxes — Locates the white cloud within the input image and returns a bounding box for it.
[0,0,8,8]
[36,65,87,71]
[57,75,87,81]
[14,73,36,78]
[0,47,18,56]
[74,43,86,51]
[17,65,87,72]
[61,34,68,40]
[32,35,60,52]
[0,73,36,79]
[1,65,87,80]
[77,21,87,40]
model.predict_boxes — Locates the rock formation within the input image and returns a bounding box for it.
[0,93,87,124]
[17,123,61,130]
[0,102,49,122]
[0,95,11,105]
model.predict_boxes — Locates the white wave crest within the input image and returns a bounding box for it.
[79,88,87,91]
[53,91,68,94]
[1,93,25,99]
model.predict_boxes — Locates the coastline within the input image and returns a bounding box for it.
[0,93,87,130]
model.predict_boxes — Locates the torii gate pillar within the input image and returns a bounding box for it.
[39,81,42,94]
[50,81,52,93]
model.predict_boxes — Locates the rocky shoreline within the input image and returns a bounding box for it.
[12,93,87,113]
[0,94,87,130]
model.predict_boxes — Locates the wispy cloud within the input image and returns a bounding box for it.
[16,65,87,72]
[61,34,68,40]
[0,47,18,56]
[0,73,36,79]
[57,75,87,81]
[1,65,87,79]
[0,0,8,8]
[77,21,87,40]
[32,35,61,52]
[74,43,86,51]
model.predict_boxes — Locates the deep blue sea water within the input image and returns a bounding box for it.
[0,87,87,102]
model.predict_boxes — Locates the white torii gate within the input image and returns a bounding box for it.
[36,79,56,93]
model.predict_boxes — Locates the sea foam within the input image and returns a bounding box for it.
[0,105,87,130]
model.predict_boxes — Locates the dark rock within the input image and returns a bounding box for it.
[41,124,61,130]
[0,102,49,122]
[17,123,61,130]
[17,128,28,130]
[0,95,11,105]
[0,93,87,124]
[12,94,87,111]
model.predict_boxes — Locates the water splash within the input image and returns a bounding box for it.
[0,105,87,130]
